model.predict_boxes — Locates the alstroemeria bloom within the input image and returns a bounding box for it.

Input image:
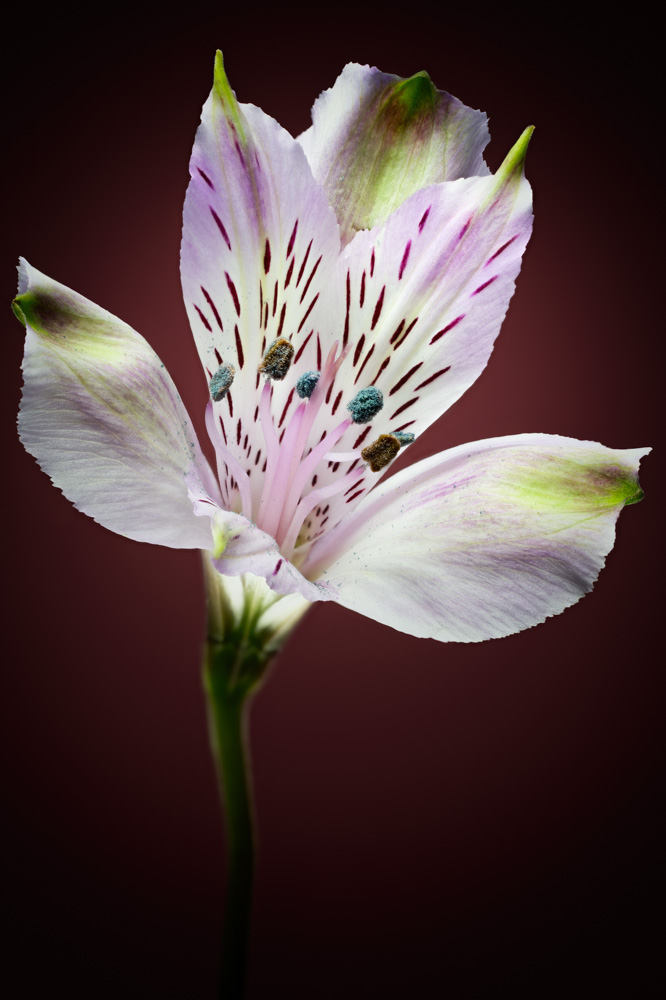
[15,55,648,642]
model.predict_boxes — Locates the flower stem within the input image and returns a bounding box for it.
[203,645,258,999]
[201,557,311,996]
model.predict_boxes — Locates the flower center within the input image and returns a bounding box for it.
[206,340,415,564]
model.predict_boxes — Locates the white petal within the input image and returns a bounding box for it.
[305,434,650,642]
[203,507,336,604]
[298,131,533,531]
[180,53,340,515]
[15,260,215,549]
[298,63,490,244]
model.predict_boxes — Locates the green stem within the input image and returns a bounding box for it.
[204,648,257,999]
[201,558,312,996]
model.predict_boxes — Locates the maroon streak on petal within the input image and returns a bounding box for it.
[472,275,498,296]
[418,207,431,232]
[370,248,375,277]
[197,168,214,189]
[343,270,351,348]
[360,271,366,308]
[294,330,313,363]
[234,326,244,369]
[353,334,366,366]
[263,238,271,274]
[353,426,372,449]
[398,241,412,279]
[298,293,319,333]
[394,420,416,432]
[389,362,424,396]
[236,419,242,445]
[296,240,312,286]
[299,255,322,304]
[458,216,472,240]
[194,304,212,332]
[370,286,386,330]
[345,489,365,504]
[219,415,227,444]
[273,559,283,576]
[389,319,406,345]
[287,220,298,258]
[227,393,233,417]
[354,344,375,384]
[277,302,287,339]
[272,281,278,317]
[284,257,295,289]
[414,366,451,390]
[486,234,518,265]
[278,388,295,428]
[201,287,223,330]
[316,334,322,369]
[214,348,223,365]
[390,397,418,420]
[225,272,241,315]
[429,314,465,345]
[210,208,232,251]
[371,357,390,385]
[331,390,343,415]
[394,316,418,350]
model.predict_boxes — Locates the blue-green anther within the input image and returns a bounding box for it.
[296,370,320,399]
[393,431,415,447]
[210,363,235,401]
[347,386,384,424]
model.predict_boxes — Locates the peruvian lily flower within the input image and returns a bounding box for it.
[14,54,647,646]
[14,53,649,995]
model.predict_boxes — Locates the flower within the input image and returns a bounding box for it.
[14,54,648,643]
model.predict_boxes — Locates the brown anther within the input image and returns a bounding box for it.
[258,338,295,380]
[361,434,401,472]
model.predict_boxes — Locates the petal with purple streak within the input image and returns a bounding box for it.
[15,260,216,549]
[304,433,649,642]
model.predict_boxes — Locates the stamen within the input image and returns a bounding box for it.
[258,338,295,380]
[362,434,401,472]
[347,386,384,424]
[281,465,364,558]
[296,370,320,399]
[209,363,235,401]
[393,431,415,447]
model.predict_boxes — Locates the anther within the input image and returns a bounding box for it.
[258,338,295,380]
[296,370,320,399]
[347,386,384,424]
[393,431,415,447]
[361,434,401,472]
[209,363,235,401]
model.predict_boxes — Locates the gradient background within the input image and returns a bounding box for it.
[3,4,663,996]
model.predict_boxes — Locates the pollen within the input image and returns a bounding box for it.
[393,431,415,447]
[258,338,295,380]
[361,434,401,472]
[209,363,235,401]
[347,386,384,424]
[296,370,320,399]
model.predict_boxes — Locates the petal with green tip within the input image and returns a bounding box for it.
[16,259,216,549]
[298,132,533,526]
[298,63,490,245]
[180,52,340,517]
[304,434,650,642]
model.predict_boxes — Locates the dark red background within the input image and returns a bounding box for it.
[3,5,662,996]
